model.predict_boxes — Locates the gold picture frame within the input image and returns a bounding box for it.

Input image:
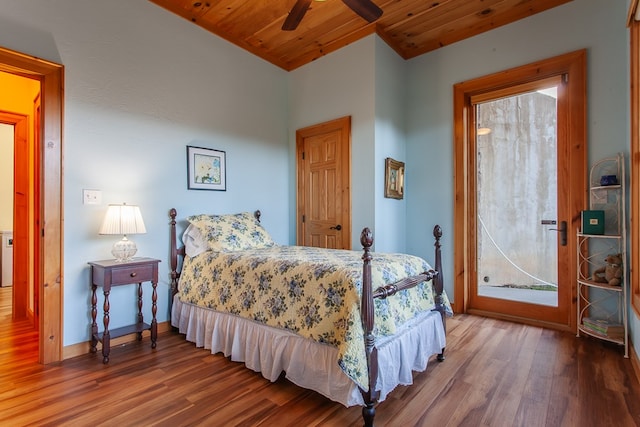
[384,157,404,199]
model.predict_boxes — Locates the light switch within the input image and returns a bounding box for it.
[83,189,102,205]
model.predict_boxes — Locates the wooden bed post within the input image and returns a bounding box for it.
[433,225,446,361]
[359,228,379,427]
[358,225,447,426]
[169,208,180,300]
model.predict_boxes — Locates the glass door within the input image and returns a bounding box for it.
[476,85,558,306]
[469,77,571,324]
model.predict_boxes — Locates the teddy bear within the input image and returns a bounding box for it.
[592,253,623,286]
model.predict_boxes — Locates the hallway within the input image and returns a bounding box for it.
[0,286,38,368]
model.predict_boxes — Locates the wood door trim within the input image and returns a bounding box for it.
[0,46,64,363]
[453,49,586,331]
[33,93,41,328]
[296,116,352,249]
[630,19,640,317]
[0,111,29,319]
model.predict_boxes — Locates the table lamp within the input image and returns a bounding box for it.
[99,203,146,262]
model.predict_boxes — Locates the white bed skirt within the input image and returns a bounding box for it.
[171,295,446,407]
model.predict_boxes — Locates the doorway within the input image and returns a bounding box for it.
[0,46,63,363]
[296,116,352,249]
[0,108,33,321]
[453,50,587,331]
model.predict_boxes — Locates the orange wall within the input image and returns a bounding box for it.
[0,71,40,312]
[0,71,40,230]
[0,123,12,231]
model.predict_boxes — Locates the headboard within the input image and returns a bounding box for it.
[168,208,262,297]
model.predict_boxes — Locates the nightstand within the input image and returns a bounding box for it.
[88,257,161,363]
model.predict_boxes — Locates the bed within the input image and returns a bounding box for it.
[168,208,451,427]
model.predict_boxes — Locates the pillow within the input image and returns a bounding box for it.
[186,212,276,252]
[182,224,208,258]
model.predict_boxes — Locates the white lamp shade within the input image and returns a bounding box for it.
[99,204,146,262]
[99,204,147,236]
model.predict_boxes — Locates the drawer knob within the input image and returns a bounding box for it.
[130,272,137,278]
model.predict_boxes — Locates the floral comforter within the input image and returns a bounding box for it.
[178,245,451,390]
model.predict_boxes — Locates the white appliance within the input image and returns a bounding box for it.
[0,231,13,287]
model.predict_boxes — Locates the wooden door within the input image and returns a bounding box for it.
[453,50,586,331]
[296,117,351,249]
[469,78,568,325]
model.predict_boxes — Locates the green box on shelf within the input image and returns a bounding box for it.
[582,210,605,235]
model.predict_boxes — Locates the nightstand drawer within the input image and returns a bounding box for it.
[89,258,160,290]
[110,264,154,285]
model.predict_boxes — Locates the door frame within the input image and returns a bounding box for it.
[0,46,64,363]
[453,50,586,331]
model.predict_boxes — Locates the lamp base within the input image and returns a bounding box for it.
[112,236,137,262]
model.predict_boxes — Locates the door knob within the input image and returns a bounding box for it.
[549,220,567,246]
[329,224,342,231]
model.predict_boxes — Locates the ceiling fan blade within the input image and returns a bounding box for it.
[342,0,383,23]
[282,0,312,31]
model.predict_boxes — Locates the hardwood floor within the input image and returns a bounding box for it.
[0,287,38,370]
[1,285,640,426]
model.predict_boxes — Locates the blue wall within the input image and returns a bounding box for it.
[0,0,289,345]
[288,37,377,248]
[0,0,635,357]
[404,0,634,351]
[405,0,629,276]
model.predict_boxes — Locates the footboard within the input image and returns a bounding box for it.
[359,225,446,427]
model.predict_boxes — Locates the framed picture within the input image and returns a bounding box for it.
[384,157,404,199]
[187,145,227,191]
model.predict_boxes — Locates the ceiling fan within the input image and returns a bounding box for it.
[282,0,383,31]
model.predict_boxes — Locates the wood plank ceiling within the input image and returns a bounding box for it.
[149,0,573,71]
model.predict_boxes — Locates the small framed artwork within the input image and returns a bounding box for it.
[384,157,404,199]
[187,145,227,191]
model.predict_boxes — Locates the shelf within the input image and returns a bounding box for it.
[578,324,625,345]
[577,233,621,239]
[95,322,151,342]
[590,184,621,191]
[577,278,623,291]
